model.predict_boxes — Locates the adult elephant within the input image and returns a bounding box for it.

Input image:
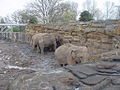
[37,33,57,54]
[54,33,63,48]
[55,43,89,66]
[31,33,63,54]
[30,33,47,51]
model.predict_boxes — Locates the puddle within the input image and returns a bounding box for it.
[47,69,63,74]
[4,65,38,71]
[75,88,79,90]
[4,65,63,74]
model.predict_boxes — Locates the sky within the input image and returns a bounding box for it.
[0,0,120,17]
[0,0,32,17]
[72,0,120,11]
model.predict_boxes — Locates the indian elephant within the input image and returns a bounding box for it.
[31,33,63,54]
[54,33,63,48]
[30,33,47,51]
[55,43,89,66]
[37,33,57,54]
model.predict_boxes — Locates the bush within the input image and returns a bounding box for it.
[79,11,93,22]
[29,16,38,24]
[12,26,20,32]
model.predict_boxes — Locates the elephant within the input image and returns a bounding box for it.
[30,33,47,51]
[31,33,63,54]
[55,43,89,66]
[54,33,63,48]
[37,33,57,54]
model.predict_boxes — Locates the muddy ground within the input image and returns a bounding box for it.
[0,40,60,90]
[1,40,120,90]
[0,40,59,70]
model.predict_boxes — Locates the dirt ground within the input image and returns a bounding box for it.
[0,39,61,90]
[1,39,120,90]
[0,40,59,71]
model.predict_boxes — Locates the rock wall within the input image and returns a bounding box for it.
[25,20,120,56]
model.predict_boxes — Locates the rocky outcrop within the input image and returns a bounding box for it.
[9,69,80,90]
[9,58,120,90]
[0,67,35,90]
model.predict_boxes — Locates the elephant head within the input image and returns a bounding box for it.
[54,34,63,48]
[69,49,83,65]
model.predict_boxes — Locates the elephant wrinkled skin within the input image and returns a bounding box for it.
[30,33,63,54]
[55,43,89,66]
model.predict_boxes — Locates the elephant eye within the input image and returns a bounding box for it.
[75,61,79,64]
[60,64,64,67]
[80,56,83,59]
[64,64,68,66]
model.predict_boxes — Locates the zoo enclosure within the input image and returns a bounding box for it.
[0,32,32,43]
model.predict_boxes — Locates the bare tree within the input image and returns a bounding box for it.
[115,6,120,19]
[52,2,78,22]
[4,0,78,24]
[11,10,38,24]
[83,0,98,18]
[105,1,115,19]
[3,16,13,24]
[94,9,105,20]
[26,0,63,24]
[11,10,21,23]
[26,0,78,23]
[0,18,5,23]
[83,0,91,11]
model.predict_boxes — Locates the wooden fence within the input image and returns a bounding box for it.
[0,32,32,43]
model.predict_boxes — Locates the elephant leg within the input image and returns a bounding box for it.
[30,39,33,46]
[41,47,44,54]
[40,44,44,54]
[32,43,36,50]
[36,44,41,53]
[84,52,89,63]
[53,41,57,51]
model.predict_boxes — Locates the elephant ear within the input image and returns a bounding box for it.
[71,49,77,59]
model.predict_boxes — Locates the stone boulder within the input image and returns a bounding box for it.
[9,61,120,90]
[9,69,80,90]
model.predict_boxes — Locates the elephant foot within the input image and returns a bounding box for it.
[37,50,41,53]
[41,53,45,55]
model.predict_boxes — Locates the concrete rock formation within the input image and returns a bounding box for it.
[9,59,120,90]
